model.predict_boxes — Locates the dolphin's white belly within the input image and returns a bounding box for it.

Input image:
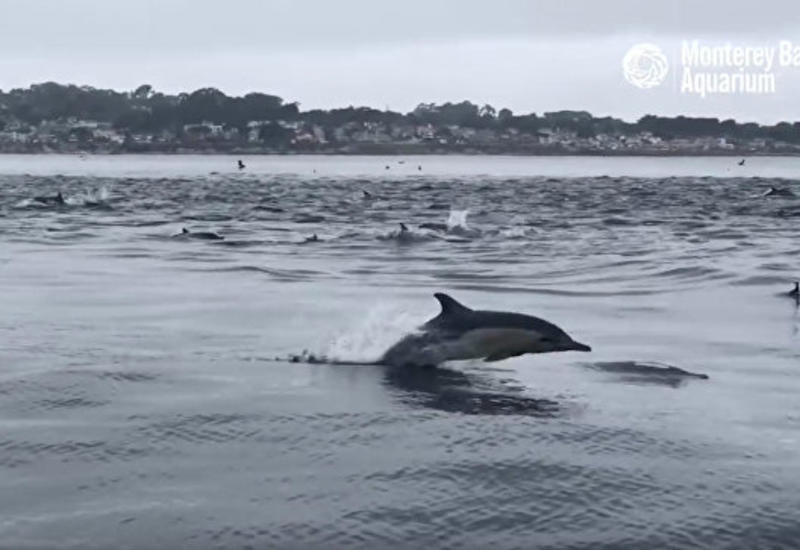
[433,328,541,361]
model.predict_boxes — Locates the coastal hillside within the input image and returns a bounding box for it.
[1,82,799,154]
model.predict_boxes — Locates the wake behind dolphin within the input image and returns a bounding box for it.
[380,293,591,367]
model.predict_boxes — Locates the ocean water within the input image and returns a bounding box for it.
[1,154,799,549]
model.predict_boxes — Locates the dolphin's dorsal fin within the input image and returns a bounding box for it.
[433,293,471,318]
[182,227,188,234]
[400,223,408,232]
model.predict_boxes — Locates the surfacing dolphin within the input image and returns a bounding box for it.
[762,186,795,198]
[174,227,224,240]
[380,293,591,367]
[33,191,66,206]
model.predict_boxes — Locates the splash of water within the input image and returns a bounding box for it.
[447,209,470,231]
[445,209,483,238]
[500,227,528,238]
[97,186,111,201]
[82,186,111,204]
[57,186,111,206]
[13,198,34,208]
[322,302,423,362]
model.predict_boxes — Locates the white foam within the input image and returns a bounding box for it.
[500,227,527,238]
[80,185,111,204]
[323,302,421,362]
[447,209,470,231]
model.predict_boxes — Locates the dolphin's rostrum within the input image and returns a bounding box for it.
[380,293,591,367]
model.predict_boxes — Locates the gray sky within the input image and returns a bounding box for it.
[2,0,800,122]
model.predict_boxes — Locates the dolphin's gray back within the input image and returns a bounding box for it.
[427,309,567,338]
[423,293,567,339]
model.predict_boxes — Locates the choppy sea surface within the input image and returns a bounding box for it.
[1,154,800,549]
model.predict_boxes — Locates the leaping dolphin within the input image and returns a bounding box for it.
[380,293,591,367]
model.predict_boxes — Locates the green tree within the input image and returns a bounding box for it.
[133,84,153,100]
[258,123,292,147]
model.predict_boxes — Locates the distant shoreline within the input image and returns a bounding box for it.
[6,83,800,159]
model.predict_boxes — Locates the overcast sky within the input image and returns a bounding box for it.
[2,0,800,122]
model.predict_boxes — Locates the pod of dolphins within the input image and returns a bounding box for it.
[30,157,798,371]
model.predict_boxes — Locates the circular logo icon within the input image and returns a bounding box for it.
[622,43,669,89]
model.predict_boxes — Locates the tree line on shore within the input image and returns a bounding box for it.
[1,82,799,143]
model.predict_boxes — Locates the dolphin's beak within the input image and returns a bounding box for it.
[570,341,592,352]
